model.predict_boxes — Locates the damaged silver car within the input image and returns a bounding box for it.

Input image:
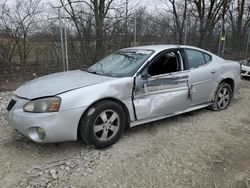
[6,45,241,148]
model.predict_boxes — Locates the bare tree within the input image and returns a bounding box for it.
[0,30,17,65]
[166,0,188,44]
[0,0,43,64]
[58,0,94,64]
[191,0,231,47]
[58,0,118,62]
[90,0,115,60]
[229,0,250,51]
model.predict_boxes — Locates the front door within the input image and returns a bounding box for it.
[133,49,190,120]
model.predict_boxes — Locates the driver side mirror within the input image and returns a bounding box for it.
[141,72,149,80]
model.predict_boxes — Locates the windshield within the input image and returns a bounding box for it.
[87,49,154,77]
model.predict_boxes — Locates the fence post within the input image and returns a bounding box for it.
[58,8,66,71]
[218,25,222,56]
[245,29,250,59]
[184,17,187,45]
[64,21,69,71]
[134,12,137,46]
[222,29,227,58]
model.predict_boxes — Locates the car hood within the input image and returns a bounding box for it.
[14,70,115,99]
[242,64,250,70]
[242,63,250,67]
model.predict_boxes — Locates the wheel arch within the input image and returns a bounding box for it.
[220,78,235,94]
[77,97,131,140]
[211,78,235,102]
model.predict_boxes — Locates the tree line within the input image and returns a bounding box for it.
[0,0,249,68]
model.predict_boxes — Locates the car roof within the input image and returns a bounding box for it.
[123,45,209,54]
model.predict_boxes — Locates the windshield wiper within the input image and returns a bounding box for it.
[86,69,98,74]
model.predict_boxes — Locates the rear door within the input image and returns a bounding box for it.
[184,49,219,106]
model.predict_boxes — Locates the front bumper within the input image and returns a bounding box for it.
[6,96,86,143]
[241,67,250,77]
[241,72,250,77]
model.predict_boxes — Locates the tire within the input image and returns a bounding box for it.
[209,82,232,111]
[79,100,126,149]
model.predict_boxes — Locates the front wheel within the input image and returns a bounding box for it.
[209,82,232,111]
[79,100,126,149]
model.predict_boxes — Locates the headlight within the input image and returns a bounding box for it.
[23,97,61,113]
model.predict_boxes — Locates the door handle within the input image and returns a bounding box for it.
[178,78,188,82]
[211,69,217,74]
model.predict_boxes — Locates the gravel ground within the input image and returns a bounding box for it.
[0,79,250,188]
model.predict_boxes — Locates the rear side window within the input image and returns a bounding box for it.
[186,49,206,69]
[204,53,212,63]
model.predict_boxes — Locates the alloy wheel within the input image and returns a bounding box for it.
[93,110,120,141]
[217,87,230,109]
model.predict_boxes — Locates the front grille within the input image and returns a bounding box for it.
[241,70,246,74]
[7,99,16,111]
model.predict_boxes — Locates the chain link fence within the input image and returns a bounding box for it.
[0,26,93,91]
[0,30,249,92]
[0,7,249,92]
[0,33,65,91]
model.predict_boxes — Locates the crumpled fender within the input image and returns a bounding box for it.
[58,77,136,121]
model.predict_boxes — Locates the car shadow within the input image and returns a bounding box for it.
[125,108,209,136]
[241,76,250,81]
[1,130,86,156]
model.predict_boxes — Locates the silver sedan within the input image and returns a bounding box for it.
[6,45,241,148]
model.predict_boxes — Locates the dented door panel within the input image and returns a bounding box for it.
[189,63,220,106]
[133,71,190,120]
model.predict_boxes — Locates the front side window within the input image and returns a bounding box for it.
[87,50,154,77]
[147,51,182,76]
[186,49,207,69]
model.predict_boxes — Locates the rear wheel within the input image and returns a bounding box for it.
[79,100,126,149]
[209,82,232,111]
